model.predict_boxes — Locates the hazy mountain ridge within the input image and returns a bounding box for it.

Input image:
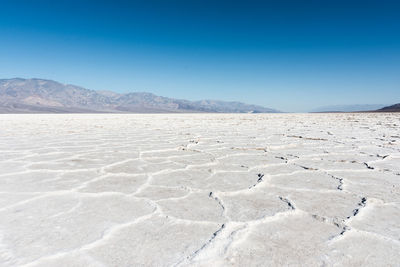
[0,78,279,113]
[311,104,387,113]
[376,103,400,112]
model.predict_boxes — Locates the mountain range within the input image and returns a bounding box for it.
[310,104,387,113]
[311,103,400,113]
[0,78,279,113]
[376,103,400,112]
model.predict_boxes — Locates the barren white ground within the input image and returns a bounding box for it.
[0,114,399,266]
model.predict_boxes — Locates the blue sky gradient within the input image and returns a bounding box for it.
[0,0,399,111]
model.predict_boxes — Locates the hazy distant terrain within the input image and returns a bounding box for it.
[0,78,279,113]
[376,103,400,112]
[311,104,387,113]
[0,113,399,266]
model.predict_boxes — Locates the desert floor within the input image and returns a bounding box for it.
[0,113,399,266]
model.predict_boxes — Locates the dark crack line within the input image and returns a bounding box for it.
[275,156,288,163]
[348,197,367,218]
[287,135,328,141]
[338,225,350,235]
[209,192,225,211]
[278,196,296,210]
[248,173,265,189]
[326,197,367,240]
[330,197,368,239]
[327,173,344,191]
[377,154,389,159]
[364,162,374,170]
[294,163,318,171]
[178,223,226,265]
[364,161,399,176]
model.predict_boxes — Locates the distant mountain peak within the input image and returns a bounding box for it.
[0,78,280,113]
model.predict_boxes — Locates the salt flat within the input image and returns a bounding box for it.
[0,113,399,266]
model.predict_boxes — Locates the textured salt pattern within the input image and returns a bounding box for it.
[0,113,399,266]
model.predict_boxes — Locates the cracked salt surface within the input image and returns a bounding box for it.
[0,113,399,266]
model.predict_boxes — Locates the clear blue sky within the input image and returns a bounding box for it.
[0,0,399,112]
